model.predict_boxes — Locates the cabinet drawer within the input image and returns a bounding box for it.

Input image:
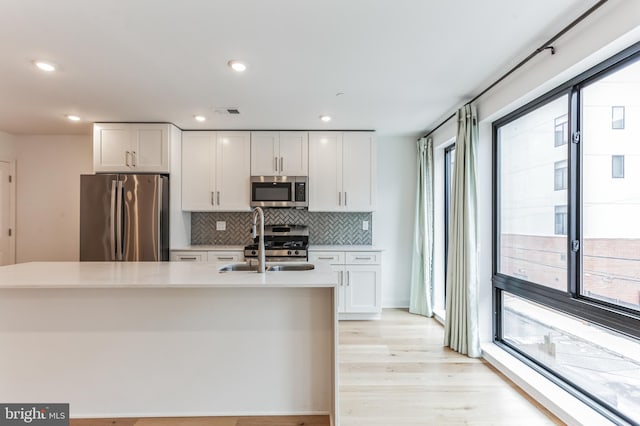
[346,251,380,265]
[309,251,345,265]
[171,251,207,261]
[207,251,244,263]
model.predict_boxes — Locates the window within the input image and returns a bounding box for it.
[611,106,625,129]
[497,95,568,291]
[493,44,640,425]
[612,155,625,178]
[444,144,455,295]
[554,160,568,190]
[554,205,567,235]
[554,114,568,146]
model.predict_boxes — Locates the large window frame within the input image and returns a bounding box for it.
[492,41,640,425]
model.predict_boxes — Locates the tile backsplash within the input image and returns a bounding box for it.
[191,210,372,245]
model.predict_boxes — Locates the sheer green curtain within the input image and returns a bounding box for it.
[409,137,434,317]
[444,104,481,357]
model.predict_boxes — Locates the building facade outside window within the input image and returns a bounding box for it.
[554,114,568,146]
[554,160,568,190]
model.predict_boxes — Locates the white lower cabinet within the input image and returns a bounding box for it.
[170,251,208,262]
[309,249,381,320]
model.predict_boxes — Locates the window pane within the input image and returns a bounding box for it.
[554,160,568,190]
[498,95,568,290]
[581,59,640,311]
[612,106,625,129]
[554,114,568,146]
[502,292,640,424]
[612,155,625,179]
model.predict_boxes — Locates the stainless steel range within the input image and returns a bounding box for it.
[244,224,309,262]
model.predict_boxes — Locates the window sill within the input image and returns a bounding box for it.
[481,343,617,426]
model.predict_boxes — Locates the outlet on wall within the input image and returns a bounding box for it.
[362,220,369,231]
[216,221,226,231]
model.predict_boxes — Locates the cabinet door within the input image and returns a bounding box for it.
[331,264,346,313]
[93,124,131,172]
[250,131,279,176]
[131,124,169,173]
[345,265,381,313]
[216,132,251,211]
[309,132,343,211]
[182,132,216,211]
[343,132,375,211]
[279,131,308,176]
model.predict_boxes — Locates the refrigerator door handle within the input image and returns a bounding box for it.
[116,180,124,261]
[110,180,117,261]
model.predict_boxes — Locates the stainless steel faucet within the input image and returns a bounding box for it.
[251,207,266,273]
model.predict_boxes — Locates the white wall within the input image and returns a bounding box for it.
[374,134,416,308]
[0,130,16,159]
[15,134,93,262]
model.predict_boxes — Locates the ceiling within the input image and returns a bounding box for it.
[0,0,599,137]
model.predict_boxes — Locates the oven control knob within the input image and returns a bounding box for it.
[251,250,257,255]
[287,250,292,255]
[294,250,300,255]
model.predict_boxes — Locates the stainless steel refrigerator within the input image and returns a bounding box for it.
[80,174,169,261]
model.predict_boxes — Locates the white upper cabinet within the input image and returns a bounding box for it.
[251,131,308,176]
[94,123,170,173]
[181,131,251,211]
[309,131,376,212]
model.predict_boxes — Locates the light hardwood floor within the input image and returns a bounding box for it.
[71,309,562,426]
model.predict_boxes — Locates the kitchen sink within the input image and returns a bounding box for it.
[218,263,315,273]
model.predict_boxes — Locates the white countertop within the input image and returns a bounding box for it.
[0,261,336,289]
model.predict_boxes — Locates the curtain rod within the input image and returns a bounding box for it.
[420,0,609,140]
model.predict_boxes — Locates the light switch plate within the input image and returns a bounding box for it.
[362,220,369,231]
[216,221,226,231]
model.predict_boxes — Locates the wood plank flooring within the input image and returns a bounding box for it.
[71,309,562,426]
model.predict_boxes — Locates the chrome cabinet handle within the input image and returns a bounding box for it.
[338,192,341,206]
[275,157,279,172]
[344,192,347,206]
[211,192,215,205]
[339,270,343,286]
[318,256,335,260]
[125,151,131,167]
[180,257,198,261]
[346,271,350,286]
[280,157,284,172]
[216,256,234,260]
[355,256,372,260]
[217,191,220,205]
[132,151,137,167]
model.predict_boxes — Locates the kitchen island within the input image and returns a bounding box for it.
[0,262,338,425]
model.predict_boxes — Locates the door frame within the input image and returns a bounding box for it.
[0,159,16,265]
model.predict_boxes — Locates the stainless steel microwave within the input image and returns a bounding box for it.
[250,176,308,208]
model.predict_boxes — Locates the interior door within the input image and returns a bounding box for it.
[0,161,14,265]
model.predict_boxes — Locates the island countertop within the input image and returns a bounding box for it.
[0,261,336,289]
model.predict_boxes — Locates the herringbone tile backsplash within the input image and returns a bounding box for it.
[191,210,373,245]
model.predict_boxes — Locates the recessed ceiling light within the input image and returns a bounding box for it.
[319,115,332,122]
[34,61,56,72]
[194,115,206,122]
[228,60,247,72]
[66,115,80,121]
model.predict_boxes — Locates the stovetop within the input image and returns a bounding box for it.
[244,224,309,259]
